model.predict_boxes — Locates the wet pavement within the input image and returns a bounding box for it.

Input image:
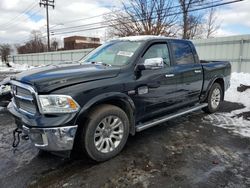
[0,100,249,188]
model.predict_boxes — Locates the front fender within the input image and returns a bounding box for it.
[80,92,135,113]
[75,92,136,134]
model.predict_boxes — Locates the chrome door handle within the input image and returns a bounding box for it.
[165,74,175,78]
[194,70,202,73]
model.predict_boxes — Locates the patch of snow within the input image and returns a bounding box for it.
[224,72,250,115]
[113,35,171,42]
[0,85,11,95]
[203,113,250,138]
[0,62,34,72]
[205,72,250,138]
[0,107,5,112]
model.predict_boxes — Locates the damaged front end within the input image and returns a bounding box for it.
[7,80,80,157]
[0,82,12,107]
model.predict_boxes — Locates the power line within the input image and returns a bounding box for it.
[18,0,243,44]
[51,0,221,33]
[50,1,152,25]
[56,7,117,25]
[54,0,242,36]
[3,8,43,31]
[52,0,241,36]
[50,0,188,28]
[0,2,38,29]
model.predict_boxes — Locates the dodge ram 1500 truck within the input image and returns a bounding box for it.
[4,36,231,161]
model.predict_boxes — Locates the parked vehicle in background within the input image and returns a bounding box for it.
[2,36,231,161]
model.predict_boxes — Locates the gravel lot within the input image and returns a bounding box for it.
[0,73,249,188]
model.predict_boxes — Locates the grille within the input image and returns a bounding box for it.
[16,87,31,98]
[12,85,37,115]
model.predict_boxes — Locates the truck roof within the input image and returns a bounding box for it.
[113,35,173,42]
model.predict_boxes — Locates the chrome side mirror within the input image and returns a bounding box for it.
[139,58,164,70]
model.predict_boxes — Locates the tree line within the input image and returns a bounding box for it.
[106,0,220,39]
[0,30,59,64]
[15,30,59,54]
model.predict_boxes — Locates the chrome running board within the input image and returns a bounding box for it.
[136,103,208,132]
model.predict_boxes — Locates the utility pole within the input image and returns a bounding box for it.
[39,0,55,52]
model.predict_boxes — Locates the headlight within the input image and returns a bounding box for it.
[38,95,80,114]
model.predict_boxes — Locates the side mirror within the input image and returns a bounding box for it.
[138,58,164,70]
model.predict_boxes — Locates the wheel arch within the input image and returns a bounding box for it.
[75,92,136,135]
[203,76,225,102]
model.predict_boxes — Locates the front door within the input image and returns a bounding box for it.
[133,42,177,122]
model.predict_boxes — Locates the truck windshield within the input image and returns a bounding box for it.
[82,41,142,66]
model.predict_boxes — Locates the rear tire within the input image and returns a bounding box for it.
[203,83,223,113]
[80,104,130,162]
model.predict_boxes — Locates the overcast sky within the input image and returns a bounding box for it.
[0,0,249,45]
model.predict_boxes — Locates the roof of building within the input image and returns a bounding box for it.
[64,36,100,40]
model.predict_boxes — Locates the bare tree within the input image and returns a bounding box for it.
[178,0,205,39]
[51,38,59,51]
[16,30,47,54]
[0,44,12,67]
[204,7,220,38]
[105,0,178,37]
[186,14,205,39]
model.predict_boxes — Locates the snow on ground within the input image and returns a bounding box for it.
[204,72,250,138]
[224,72,250,113]
[0,85,11,95]
[0,62,34,72]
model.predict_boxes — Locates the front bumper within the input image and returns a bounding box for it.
[22,125,78,151]
[8,101,79,152]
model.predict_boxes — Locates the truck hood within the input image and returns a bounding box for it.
[12,63,120,93]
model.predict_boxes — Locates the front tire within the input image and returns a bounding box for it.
[81,104,130,162]
[203,83,223,113]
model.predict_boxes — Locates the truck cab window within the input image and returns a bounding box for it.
[171,41,195,65]
[143,43,170,67]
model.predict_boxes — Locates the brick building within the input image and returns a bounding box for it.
[64,36,101,50]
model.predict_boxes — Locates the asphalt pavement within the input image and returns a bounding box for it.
[0,101,249,188]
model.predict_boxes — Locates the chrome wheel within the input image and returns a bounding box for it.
[211,88,221,109]
[94,115,124,153]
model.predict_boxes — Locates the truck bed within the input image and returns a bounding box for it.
[200,60,231,100]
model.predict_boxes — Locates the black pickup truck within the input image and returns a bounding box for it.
[2,36,231,161]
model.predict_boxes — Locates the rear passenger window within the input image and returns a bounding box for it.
[171,41,195,65]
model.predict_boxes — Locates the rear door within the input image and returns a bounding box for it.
[170,40,203,104]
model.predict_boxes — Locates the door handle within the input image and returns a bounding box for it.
[194,70,202,73]
[165,74,175,78]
